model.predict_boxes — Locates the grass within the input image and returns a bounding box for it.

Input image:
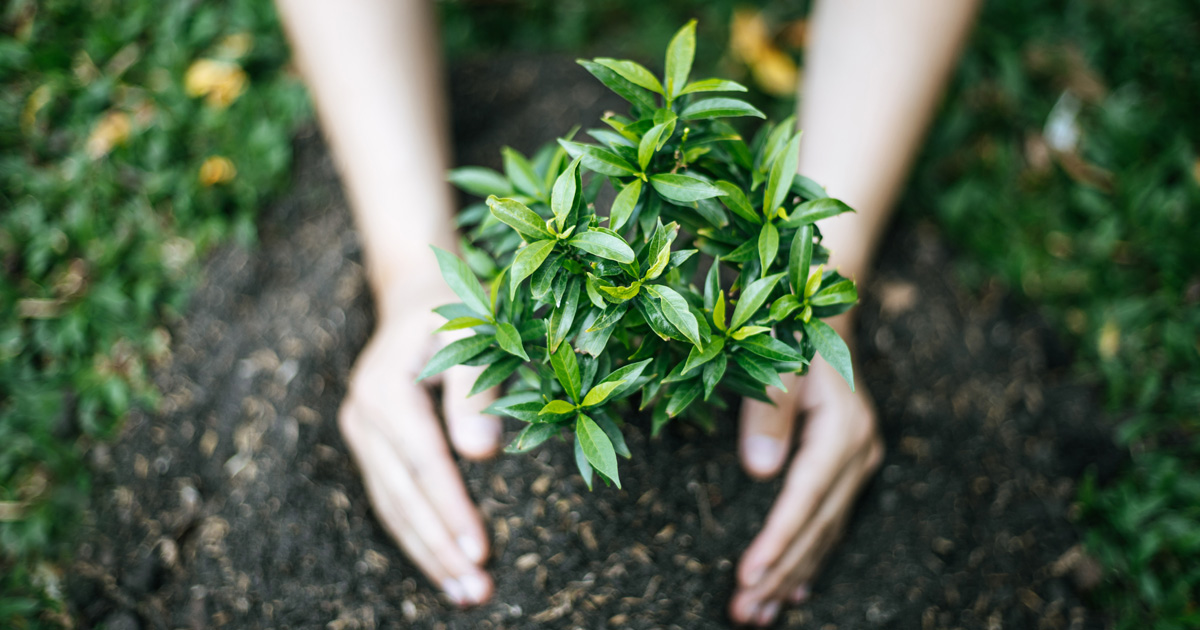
[1,0,308,624]
[2,0,1197,626]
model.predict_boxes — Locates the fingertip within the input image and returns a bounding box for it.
[728,591,760,626]
[457,534,488,565]
[458,570,493,606]
[448,414,502,460]
[741,434,786,479]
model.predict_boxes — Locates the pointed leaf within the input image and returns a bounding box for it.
[788,224,813,295]
[574,433,595,490]
[681,336,725,375]
[540,399,577,416]
[581,379,626,407]
[733,351,786,391]
[713,289,727,332]
[702,352,726,400]
[569,231,636,263]
[644,285,702,348]
[435,316,490,332]
[758,221,779,274]
[417,334,495,381]
[502,146,544,199]
[680,78,748,95]
[805,264,825,299]
[551,156,583,232]
[506,423,559,453]
[577,59,657,111]
[764,133,802,215]
[495,322,529,360]
[431,246,492,320]
[650,173,727,203]
[804,319,854,391]
[639,119,676,171]
[487,196,554,241]
[714,181,761,224]
[665,19,696,99]
[737,333,803,362]
[577,414,620,488]
[593,415,631,458]
[770,294,802,322]
[609,178,642,232]
[666,379,702,417]
[730,325,772,340]
[447,166,513,197]
[778,197,855,228]
[594,58,664,94]
[730,272,785,331]
[510,239,557,300]
[469,356,522,396]
[557,139,638,176]
[810,280,858,306]
[680,98,766,121]
[703,256,722,310]
[551,341,582,403]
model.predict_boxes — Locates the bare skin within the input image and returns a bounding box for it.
[275,0,978,620]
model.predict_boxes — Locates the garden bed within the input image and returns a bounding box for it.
[68,56,1116,629]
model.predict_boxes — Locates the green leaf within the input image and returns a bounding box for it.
[651,400,671,437]
[804,319,854,391]
[594,58,664,94]
[569,231,636,264]
[495,322,529,360]
[558,139,639,176]
[549,279,581,352]
[737,333,804,362]
[448,166,513,197]
[577,414,620,487]
[506,423,559,453]
[758,116,794,175]
[769,294,802,322]
[551,156,583,232]
[598,280,642,301]
[609,178,642,232]
[487,196,554,241]
[510,239,557,300]
[764,133,802,215]
[643,231,674,281]
[810,280,858,306]
[502,146,544,199]
[713,289,727,332]
[644,285,702,348]
[577,59,658,111]
[581,379,626,407]
[681,336,725,375]
[730,325,772,340]
[758,221,779,274]
[778,197,855,228]
[788,224,813,295]
[664,19,696,100]
[680,98,766,121]
[733,351,786,391]
[587,305,628,332]
[650,173,727,203]
[804,264,824,299]
[595,358,653,398]
[431,246,492,319]
[730,272,785,331]
[680,78,748,95]
[417,335,495,381]
[792,174,829,200]
[638,119,676,171]
[540,399,577,415]
[714,181,761,224]
[551,341,582,403]
[574,433,595,490]
[703,256,722,310]
[701,352,726,400]
[435,316,490,332]
[666,379,702,416]
[469,356,522,396]
[592,415,631,458]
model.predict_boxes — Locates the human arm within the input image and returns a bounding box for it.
[273,0,498,606]
[731,0,981,624]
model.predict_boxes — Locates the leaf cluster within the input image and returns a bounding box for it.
[427,21,858,489]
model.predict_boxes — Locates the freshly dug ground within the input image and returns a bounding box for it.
[69,57,1119,629]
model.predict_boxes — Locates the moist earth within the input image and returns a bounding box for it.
[69,56,1118,629]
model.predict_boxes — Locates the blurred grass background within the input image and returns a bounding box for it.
[2,0,1197,627]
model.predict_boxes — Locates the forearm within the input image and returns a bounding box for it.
[797,0,980,285]
[276,0,454,313]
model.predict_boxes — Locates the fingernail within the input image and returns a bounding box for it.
[442,578,466,606]
[757,600,780,625]
[791,584,810,603]
[744,435,784,475]
[458,535,485,564]
[454,415,500,456]
[459,573,488,605]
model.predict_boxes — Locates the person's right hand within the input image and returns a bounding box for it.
[337,284,501,606]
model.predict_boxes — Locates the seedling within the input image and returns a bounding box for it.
[424,21,857,489]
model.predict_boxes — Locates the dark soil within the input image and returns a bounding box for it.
[70,57,1119,629]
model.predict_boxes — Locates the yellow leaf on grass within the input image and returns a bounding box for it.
[184,59,248,108]
[85,110,131,159]
[199,156,237,186]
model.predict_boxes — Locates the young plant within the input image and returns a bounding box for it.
[423,21,858,489]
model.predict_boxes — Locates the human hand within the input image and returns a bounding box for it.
[337,285,502,607]
[729,331,884,626]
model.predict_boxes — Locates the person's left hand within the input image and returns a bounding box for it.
[728,337,884,626]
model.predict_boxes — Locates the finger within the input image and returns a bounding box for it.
[442,362,502,460]
[340,403,492,605]
[343,403,492,604]
[738,373,800,479]
[363,382,493,567]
